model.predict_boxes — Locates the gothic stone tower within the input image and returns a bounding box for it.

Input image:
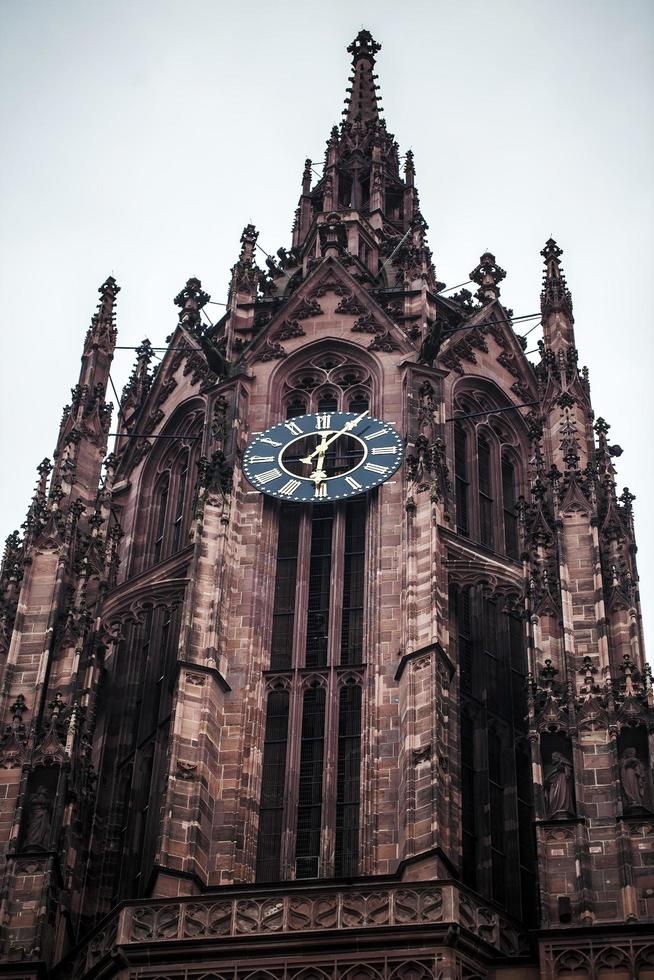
[0,30,652,980]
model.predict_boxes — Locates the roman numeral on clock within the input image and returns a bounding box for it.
[315,414,331,429]
[364,462,389,475]
[371,446,396,455]
[257,468,282,485]
[249,455,274,463]
[314,481,328,498]
[260,437,282,447]
[279,478,301,496]
[363,429,387,441]
[284,421,303,436]
[345,476,362,490]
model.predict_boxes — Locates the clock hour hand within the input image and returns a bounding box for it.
[300,410,369,465]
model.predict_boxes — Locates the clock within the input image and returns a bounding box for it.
[243,410,404,503]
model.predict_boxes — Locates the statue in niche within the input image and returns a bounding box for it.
[620,747,649,811]
[23,786,52,851]
[544,751,575,818]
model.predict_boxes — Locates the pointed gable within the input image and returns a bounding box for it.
[242,257,414,366]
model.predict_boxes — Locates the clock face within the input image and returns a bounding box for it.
[243,411,404,503]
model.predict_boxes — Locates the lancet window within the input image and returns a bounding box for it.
[136,408,203,572]
[256,350,372,882]
[452,584,537,924]
[452,386,525,561]
[88,601,182,915]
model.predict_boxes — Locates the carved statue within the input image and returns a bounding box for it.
[544,752,575,818]
[417,316,443,367]
[620,747,649,810]
[23,786,52,851]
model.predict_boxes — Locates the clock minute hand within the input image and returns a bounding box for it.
[300,410,369,465]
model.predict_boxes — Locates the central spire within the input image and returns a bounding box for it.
[343,29,382,125]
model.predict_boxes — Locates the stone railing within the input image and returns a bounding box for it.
[59,880,531,978]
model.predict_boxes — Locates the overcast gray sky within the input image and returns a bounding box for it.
[1,0,652,635]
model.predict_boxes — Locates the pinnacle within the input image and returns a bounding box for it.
[540,237,573,319]
[343,28,383,125]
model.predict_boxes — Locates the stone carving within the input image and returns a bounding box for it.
[368,331,400,353]
[255,340,288,362]
[544,752,575,818]
[272,319,305,341]
[23,786,52,851]
[620,747,649,811]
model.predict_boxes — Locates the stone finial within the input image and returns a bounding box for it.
[174,277,210,332]
[469,252,506,304]
[540,237,573,320]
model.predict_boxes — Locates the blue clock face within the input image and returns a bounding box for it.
[243,411,404,503]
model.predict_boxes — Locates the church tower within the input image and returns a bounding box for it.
[0,31,652,980]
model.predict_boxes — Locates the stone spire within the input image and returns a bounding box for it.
[343,29,382,124]
[540,238,575,352]
[50,277,118,507]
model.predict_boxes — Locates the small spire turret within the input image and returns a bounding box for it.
[344,30,382,125]
[540,238,575,352]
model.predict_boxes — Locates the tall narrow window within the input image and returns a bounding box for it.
[296,684,326,878]
[152,476,169,564]
[340,498,366,665]
[256,689,290,882]
[488,727,506,906]
[270,506,301,670]
[502,456,519,559]
[335,682,361,876]
[478,436,493,548]
[454,423,469,537]
[456,587,536,919]
[460,707,477,887]
[171,452,189,553]
[458,587,473,695]
[305,506,333,668]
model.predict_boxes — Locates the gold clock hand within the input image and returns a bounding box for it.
[300,410,369,465]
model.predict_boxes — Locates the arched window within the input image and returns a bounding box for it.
[255,349,372,882]
[136,409,203,572]
[452,387,525,561]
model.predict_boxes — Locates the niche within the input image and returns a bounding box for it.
[19,767,61,853]
[617,726,652,814]
[541,732,576,819]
